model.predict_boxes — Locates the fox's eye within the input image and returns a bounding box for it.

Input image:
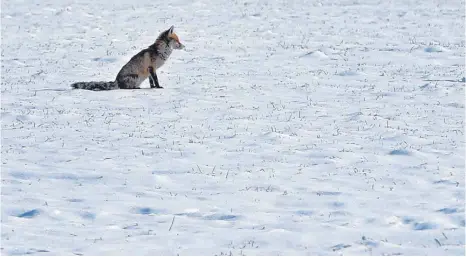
[170,33,180,43]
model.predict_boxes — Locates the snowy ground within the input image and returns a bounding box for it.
[1,0,465,255]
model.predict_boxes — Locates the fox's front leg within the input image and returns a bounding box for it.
[148,66,162,89]
[148,74,156,88]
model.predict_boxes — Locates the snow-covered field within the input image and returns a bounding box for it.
[1,0,465,255]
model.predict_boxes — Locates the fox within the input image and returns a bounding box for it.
[71,25,184,91]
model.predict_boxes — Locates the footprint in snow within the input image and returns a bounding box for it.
[402,217,438,230]
[16,209,41,219]
[388,149,411,156]
[330,243,351,251]
[330,201,345,208]
[78,211,96,220]
[131,207,164,215]
[424,46,448,53]
[436,208,459,214]
[413,222,437,230]
[295,210,313,216]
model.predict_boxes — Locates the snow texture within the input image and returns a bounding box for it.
[1,0,465,255]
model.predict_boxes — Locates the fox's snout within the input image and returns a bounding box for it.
[173,40,184,50]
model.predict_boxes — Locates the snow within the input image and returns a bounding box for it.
[1,0,465,255]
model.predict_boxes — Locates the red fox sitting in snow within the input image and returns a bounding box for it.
[71,26,184,90]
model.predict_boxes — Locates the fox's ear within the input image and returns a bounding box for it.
[168,25,174,35]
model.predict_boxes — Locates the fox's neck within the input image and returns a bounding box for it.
[150,40,173,61]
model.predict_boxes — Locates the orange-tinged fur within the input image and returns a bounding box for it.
[169,33,180,43]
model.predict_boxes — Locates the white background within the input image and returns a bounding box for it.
[1,0,464,255]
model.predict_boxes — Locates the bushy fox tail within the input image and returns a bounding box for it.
[71,81,118,91]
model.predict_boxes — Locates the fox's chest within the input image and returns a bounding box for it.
[155,57,166,69]
[155,48,172,69]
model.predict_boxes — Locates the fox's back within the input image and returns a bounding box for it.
[116,49,150,79]
[116,48,169,79]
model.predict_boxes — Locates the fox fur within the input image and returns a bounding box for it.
[71,26,184,91]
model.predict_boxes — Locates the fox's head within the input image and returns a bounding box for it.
[158,25,185,50]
